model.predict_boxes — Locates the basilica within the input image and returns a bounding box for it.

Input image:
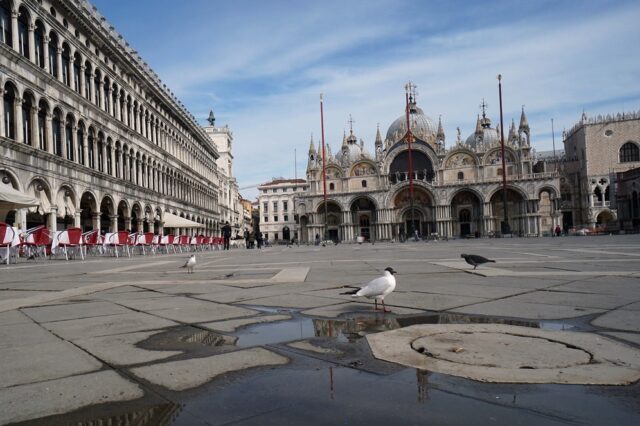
[296,94,561,242]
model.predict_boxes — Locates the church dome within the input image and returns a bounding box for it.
[465,117,500,151]
[335,131,373,165]
[385,104,437,145]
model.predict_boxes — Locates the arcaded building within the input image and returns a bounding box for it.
[296,93,561,242]
[560,111,640,230]
[0,0,222,235]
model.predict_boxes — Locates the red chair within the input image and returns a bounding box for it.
[159,234,175,254]
[136,232,154,255]
[0,223,16,265]
[56,227,84,261]
[151,234,161,255]
[178,235,190,252]
[108,231,131,257]
[22,226,51,261]
[83,230,104,256]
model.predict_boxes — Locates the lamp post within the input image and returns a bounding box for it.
[497,74,510,235]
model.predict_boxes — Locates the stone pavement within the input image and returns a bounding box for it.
[0,235,639,424]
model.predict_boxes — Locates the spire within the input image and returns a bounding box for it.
[437,115,445,138]
[308,134,316,154]
[326,143,332,159]
[508,118,517,141]
[475,114,482,133]
[519,105,529,130]
[375,123,382,146]
[207,110,215,126]
[342,130,348,149]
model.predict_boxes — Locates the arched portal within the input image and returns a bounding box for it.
[389,150,435,184]
[99,197,114,232]
[79,192,98,232]
[117,200,129,231]
[350,197,376,241]
[490,188,526,235]
[392,186,434,238]
[451,190,482,237]
[317,201,342,241]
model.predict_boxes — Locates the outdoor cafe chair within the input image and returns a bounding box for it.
[0,222,16,265]
[21,226,51,261]
[151,234,161,255]
[159,234,175,254]
[108,231,131,258]
[56,227,85,261]
[82,230,104,256]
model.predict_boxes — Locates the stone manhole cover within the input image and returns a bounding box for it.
[367,324,640,385]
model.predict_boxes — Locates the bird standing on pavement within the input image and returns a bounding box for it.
[461,254,495,269]
[181,254,196,274]
[341,267,397,312]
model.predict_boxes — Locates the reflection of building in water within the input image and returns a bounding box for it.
[438,313,540,329]
[416,369,430,403]
[313,316,400,341]
[74,403,181,425]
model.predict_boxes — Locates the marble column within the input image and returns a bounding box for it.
[14,96,23,143]
[56,47,63,83]
[10,10,18,51]
[45,113,53,153]
[27,23,35,63]
[30,106,38,148]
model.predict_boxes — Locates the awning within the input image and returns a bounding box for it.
[56,191,77,218]
[27,185,51,215]
[162,211,202,228]
[0,183,40,210]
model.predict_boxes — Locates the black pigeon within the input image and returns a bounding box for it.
[461,254,496,269]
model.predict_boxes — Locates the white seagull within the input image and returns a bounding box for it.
[181,255,196,274]
[341,267,397,312]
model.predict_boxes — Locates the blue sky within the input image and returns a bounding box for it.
[93,0,640,199]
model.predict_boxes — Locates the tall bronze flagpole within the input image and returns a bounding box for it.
[320,94,328,241]
[497,75,510,235]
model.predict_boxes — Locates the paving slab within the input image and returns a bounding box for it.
[238,293,345,309]
[270,267,310,283]
[42,312,179,340]
[22,301,133,323]
[130,347,289,391]
[0,340,103,388]
[139,282,233,295]
[287,340,343,355]
[367,324,640,385]
[151,302,258,324]
[73,331,183,365]
[620,301,640,311]
[450,300,605,319]
[0,309,34,326]
[200,314,292,332]
[502,291,630,310]
[301,302,425,318]
[0,290,51,301]
[380,291,488,311]
[0,322,59,348]
[0,370,144,425]
[591,309,640,332]
[93,290,174,302]
[602,332,640,346]
[194,286,298,304]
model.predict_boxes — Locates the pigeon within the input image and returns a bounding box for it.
[341,267,397,312]
[181,255,196,274]
[461,254,495,269]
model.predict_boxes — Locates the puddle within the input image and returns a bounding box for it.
[180,330,236,346]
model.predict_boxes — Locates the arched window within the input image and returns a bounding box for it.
[3,83,15,139]
[22,94,32,145]
[37,100,47,150]
[329,182,335,191]
[52,109,62,156]
[77,123,85,165]
[102,77,110,112]
[0,0,12,47]
[84,63,92,99]
[34,21,45,68]
[97,133,104,172]
[620,142,640,163]
[361,180,367,188]
[72,53,81,93]
[48,32,58,78]
[87,128,95,169]
[17,7,29,58]
[457,171,464,180]
[65,115,73,161]
[61,43,71,86]
[106,140,112,175]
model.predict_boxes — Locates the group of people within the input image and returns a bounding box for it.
[243,229,264,249]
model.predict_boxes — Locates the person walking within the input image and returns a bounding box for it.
[555,224,562,237]
[244,229,250,249]
[222,221,232,250]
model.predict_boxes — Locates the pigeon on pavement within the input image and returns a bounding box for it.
[341,267,397,312]
[181,254,196,274]
[461,254,495,269]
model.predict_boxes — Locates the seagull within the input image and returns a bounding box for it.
[461,254,495,269]
[341,267,397,312]
[181,255,196,274]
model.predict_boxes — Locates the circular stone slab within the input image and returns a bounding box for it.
[367,324,640,385]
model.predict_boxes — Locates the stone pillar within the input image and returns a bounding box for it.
[115,92,121,121]
[79,64,86,96]
[59,118,67,159]
[42,35,50,73]
[47,207,58,232]
[124,216,132,231]
[10,10,18,51]
[110,146,116,177]
[69,125,76,162]
[27,23,35,63]
[45,113,53,153]
[133,106,138,132]
[92,212,100,232]
[0,88,4,137]
[150,122,155,144]
[90,71,96,104]
[118,150,124,180]
[81,130,88,166]
[74,211,81,228]
[14,96,23,143]
[30,106,38,148]
[109,215,118,233]
[56,47,63,83]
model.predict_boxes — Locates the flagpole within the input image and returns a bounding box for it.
[320,94,328,241]
[405,83,415,240]
[497,74,510,235]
